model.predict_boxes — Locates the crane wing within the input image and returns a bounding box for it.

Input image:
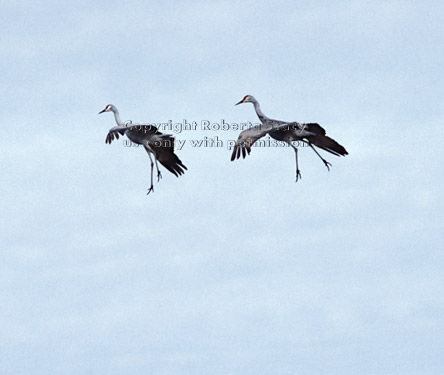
[105,125,161,144]
[148,135,187,177]
[270,122,326,138]
[105,125,126,144]
[303,123,326,135]
[126,125,162,134]
[305,135,348,156]
[230,124,272,161]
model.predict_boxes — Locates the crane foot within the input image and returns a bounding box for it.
[295,170,302,182]
[323,160,332,171]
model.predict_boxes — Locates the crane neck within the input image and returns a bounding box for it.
[252,101,269,122]
[112,108,124,126]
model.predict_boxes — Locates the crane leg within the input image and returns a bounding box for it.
[154,156,162,182]
[305,141,332,171]
[147,149,162,182]
[145,150,155,195]
[290,144,302,182]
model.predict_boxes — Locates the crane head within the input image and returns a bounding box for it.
[235,95,255,105]
[98,104,113,114]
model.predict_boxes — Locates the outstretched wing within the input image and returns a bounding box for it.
[148,135,187,177]
[270,122,326,138]
[106,124,161,144]
[231,124,272,161]
[105,125,126,144]
[306,134,348,156]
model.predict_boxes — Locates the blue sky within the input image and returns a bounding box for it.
[1,1,444,374]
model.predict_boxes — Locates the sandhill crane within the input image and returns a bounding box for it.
[99,104,187,194]
[232,95,348,181]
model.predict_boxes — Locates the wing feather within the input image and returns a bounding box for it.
[105,125,126,144]
[230,124,272,161]
[148,135,187,177]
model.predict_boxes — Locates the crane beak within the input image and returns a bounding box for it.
[235,99,244,106]
[98,108,106,114]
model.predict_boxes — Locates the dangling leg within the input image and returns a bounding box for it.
[144,148,155,194]
[154,157,162,182]
[290,144,302,182]
[304,141,332,171]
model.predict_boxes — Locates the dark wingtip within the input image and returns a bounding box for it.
[231,146,238,161]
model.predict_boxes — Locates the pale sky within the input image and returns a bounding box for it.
[1,1,444,374]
